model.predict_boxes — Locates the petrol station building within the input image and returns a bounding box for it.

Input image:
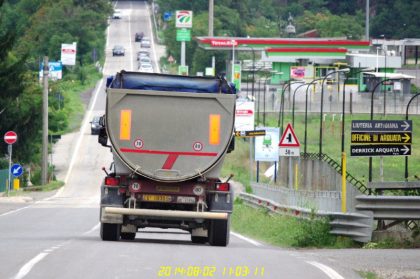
[195,37,413,93]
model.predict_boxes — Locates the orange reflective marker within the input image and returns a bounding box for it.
[209,114,220,145]
[120,110,132,141]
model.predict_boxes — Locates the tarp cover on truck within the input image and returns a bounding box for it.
[107,71,236,94]
[106,71,236,182]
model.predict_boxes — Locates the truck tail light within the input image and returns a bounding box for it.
[216,183,230,192]
[105,176,120,186]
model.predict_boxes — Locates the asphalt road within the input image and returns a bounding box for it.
[0,2,419,279]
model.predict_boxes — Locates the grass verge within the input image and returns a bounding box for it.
[52,65,102,133]
[232,200,357,248]
[357,271,379,279]
[4,180,64,196]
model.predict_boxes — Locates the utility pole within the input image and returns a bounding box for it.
[208,0,214,36]
[42,56,49,185]
[365,0,370,40]
[209,0,215,73]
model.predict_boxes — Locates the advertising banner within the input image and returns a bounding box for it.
[255,127,280,162]
[235,101,254,132]
[175,10,193,28]
[39,61,63,80]
[61,43,77,66]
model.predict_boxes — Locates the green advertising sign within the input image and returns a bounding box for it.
[205,67,215,76]
[176,28,191,42]
[233,64,241,90]
[178,65,189,76]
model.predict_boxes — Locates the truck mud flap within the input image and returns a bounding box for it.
[104,207,228,220]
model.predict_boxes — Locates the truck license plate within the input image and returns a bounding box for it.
[142,194,172,202]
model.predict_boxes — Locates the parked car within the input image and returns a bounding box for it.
[140,39,151,48]
[135,32,144,42]
[112,10,122,19]
[112,45,125,56]
[138,63,153,73]
[90,116,101,135]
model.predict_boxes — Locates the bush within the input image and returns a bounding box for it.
[292,218,336,247]
[30,165,56,186]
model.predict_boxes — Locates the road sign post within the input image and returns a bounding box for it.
[350,120,413,157]
[279,124,301,189]
[4,131,18,196]
[175,11,193,69]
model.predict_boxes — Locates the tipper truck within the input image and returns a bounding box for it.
[98,71,236,246]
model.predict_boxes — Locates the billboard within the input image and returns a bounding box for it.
[255,127,280,162]
[235,101,254,131]
[61,43,77,66]
[175,10,193,28]
[39,61,63,80]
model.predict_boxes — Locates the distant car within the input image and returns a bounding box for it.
[137,51,150,60]
[112,45,125,56]
[135,32,144,42]
[138,63,153,73]
[140,39,151,48]
[112,10,122,19]
[90,116,101,135]
[139,56,152,65]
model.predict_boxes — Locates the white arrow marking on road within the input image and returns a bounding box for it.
[402,145,410,155]
[401,121,410,131]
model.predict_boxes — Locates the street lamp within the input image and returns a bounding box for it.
[340,67,374,212]
[263,77,271,126]
[278,80,302,134]
[341,68,374,156]
[231,39,236,84]
[368,78,394,183]
[292,82,307,127]
[319,68,350,158]
[304,78,324,154]
[405,92,420,180]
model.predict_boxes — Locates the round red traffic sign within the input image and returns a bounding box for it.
[4,131,17,145]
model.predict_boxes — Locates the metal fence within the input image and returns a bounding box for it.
[240,82,420,116]
[0,169,8,192]
[251,182,342,212]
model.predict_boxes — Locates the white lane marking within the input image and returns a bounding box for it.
[63,78,104,185]
[13,252,48,279]
[231,231,262,247]
[83,222,100,235]
[306,261,345,279]
[145,2,160,73]
[0,206,31,217]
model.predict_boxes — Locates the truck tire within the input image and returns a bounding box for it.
[191,236,208,244]
[120,232,136,240]
[100,223,121,241]
[209,218,230,247]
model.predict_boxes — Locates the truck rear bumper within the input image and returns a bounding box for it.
[104,207,228,220]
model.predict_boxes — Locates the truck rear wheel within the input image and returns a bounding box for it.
[209,218,230,247]
[120,232,136,240]
[100,223,121,241]
[191,236,208,244]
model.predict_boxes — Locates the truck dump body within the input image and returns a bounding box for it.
[106,71,236,182]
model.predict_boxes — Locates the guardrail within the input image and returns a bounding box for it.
[251,183,341,212]
[239,192,373,242]
[356,195,420,220]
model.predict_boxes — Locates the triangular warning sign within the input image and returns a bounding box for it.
[279,123,300,147]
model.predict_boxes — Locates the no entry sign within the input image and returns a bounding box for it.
[4,131,17,145]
